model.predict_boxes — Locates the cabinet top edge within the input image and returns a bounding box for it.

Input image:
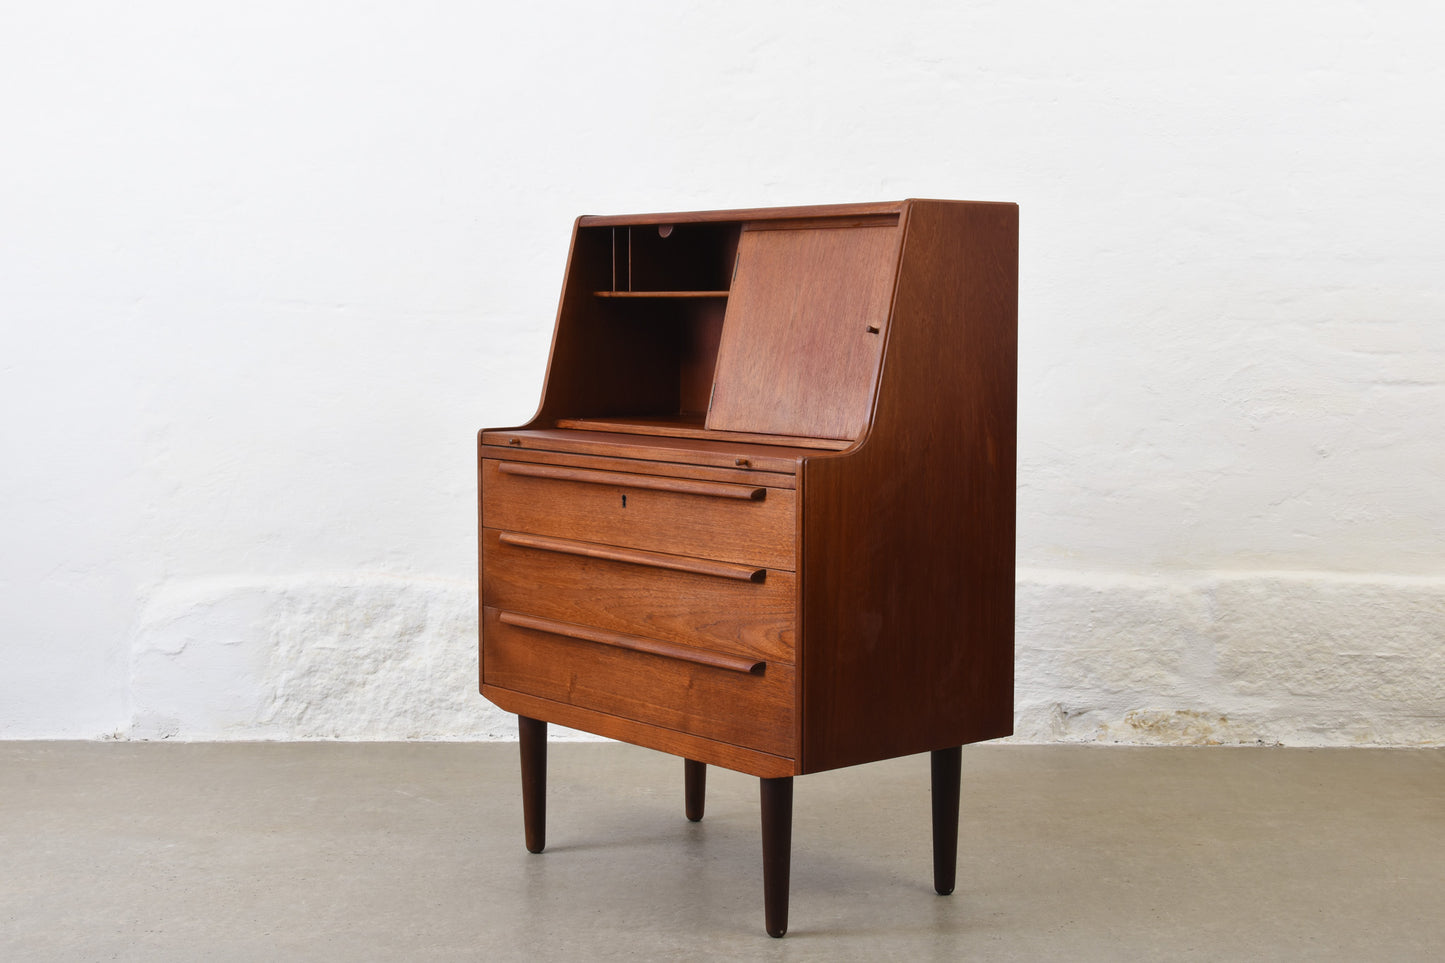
[577,200,907,227]
[576,199,1016,227]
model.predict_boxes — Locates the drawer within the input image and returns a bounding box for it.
[482,607,796,757]
[482,529,795,665]
[480,459,795,571]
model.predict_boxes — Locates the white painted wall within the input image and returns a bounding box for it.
[2,1,1441,744]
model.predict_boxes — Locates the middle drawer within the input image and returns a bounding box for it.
[482,529,796,665]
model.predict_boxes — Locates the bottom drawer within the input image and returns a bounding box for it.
[482,607,796,757]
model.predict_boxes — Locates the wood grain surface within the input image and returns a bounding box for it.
[481,458,795,571]
[480,430,808,475]
[484,607,796,758]
[796,199,1017,773]
[483,529,795,664]
[707,222,902,440]
[482,685,797,778]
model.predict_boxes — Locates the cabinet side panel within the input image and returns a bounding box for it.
[800,200,1018,774]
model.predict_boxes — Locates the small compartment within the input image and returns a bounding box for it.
[590,294,725,418]
[540,223,741,428]
[600,222,740,294]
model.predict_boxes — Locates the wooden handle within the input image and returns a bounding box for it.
[498,611,765,675]
[499,532,766,583]
[498,461,765,501]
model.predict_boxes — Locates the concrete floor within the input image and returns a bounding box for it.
[1,743,1440,962]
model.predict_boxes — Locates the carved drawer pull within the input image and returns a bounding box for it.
[499,532,766,583]
[498,611,766,675]
[498,461,766,501]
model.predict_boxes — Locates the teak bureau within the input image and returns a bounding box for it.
[478,199,1017,936]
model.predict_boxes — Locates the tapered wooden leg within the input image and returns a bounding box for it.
[684,759,706,822]
[931,746,962,895]
[519,715,547,854]
[760,776,793,938]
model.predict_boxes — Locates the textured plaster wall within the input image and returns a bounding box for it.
[2,2,1442,744]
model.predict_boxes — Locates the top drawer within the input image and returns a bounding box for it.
[481,459,795,571]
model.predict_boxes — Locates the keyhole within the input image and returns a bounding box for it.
[621,494,627,508]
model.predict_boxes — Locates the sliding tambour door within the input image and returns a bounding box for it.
[706,219,902,442]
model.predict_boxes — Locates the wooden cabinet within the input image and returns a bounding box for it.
[478,200,1017,936]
